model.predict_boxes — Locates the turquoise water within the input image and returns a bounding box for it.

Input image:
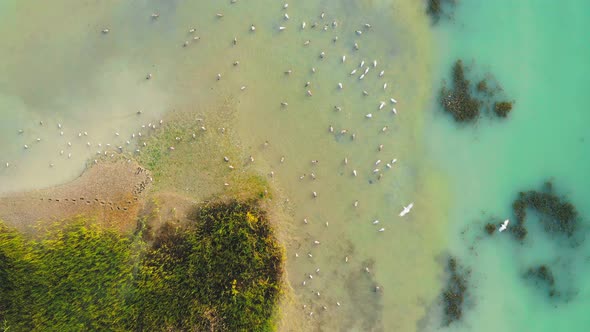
[424,1,590,331]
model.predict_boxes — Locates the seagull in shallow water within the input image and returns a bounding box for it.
[399,203,414,217]
[499,219,510,232]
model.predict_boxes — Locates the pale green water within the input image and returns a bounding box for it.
[423,1,590,331]
[0,1,446,331]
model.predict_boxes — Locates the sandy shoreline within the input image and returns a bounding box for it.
[0,121,308,329]
[0,159,152,234]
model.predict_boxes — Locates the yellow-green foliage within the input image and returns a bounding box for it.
[0,200,283,331]
[133,200,283,331]
[0,219,136,331]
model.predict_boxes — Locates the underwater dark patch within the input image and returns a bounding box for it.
[494,101,514,118]
[510,181,579,242]
[524,265,558,298]
[426,0,458,24]
[343,259,384,331]
[484,222,496,235]
[439,60,515,123]
[441,257,470,326]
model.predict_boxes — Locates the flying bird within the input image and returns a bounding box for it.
[499,219,510,232]
[399,202,414,217]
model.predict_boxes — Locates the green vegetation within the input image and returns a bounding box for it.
[0,199,283,331]
[134,108,267,205]
[133,199,283,331]
[511,181,578,241]
[0,218,137,331]
[441,257,469,326]
[440,60,514,122]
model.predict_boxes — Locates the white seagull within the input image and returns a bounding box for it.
[499,219,510,232]
[399,202,414,217]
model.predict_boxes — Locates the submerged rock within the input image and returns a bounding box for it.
[476,79,488,93]
[440,60,481,122]
[426,0,458,24]
[439,60,515,122]
[510,181,578,241]
[441,257,470,326]
[494,101,514,117]
[484,222,496,235]
[525,265,558,298]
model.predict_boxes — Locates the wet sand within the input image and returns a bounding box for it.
[0,160,151,234]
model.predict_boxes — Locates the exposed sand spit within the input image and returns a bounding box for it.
[0,160,151,234]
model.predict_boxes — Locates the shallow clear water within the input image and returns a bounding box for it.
[424,1,590,331]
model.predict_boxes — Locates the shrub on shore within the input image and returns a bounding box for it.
[0,219,135,331]
[134,199,283,331]
[0,199,283,331]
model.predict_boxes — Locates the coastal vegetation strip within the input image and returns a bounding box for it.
[0,199,283,331]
